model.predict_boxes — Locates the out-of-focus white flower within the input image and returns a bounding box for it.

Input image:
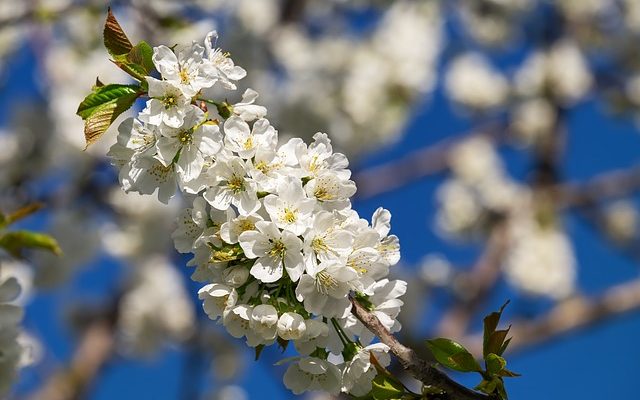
[504,221,576,299]
[604,201,638,243]
[511,98,557,146]
[515,39,592,104]
[118,256,195,355]
[235,0,279,36]
[557,0,611,20]
[445,53,509,112]
[457,0,533,46]
[0,260,38,396]
[449,136,502,184]
[213,384,248,400]
[419,254,453,286]
[436,179,483,236]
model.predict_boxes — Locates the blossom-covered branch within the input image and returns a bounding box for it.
[70,10,513,399]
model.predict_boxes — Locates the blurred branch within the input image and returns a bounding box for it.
[437,218,510,338]
[463,279,640,356]
[280,0,307,23]
[353,124,506,200]
[28,317,115,400]
[350,297,491,400]
[556,165,640,209]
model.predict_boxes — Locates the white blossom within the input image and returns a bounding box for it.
[238,221,304,283]
[283,357,341,395]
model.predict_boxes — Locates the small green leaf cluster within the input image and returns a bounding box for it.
[426,301,519,400]
[75,9,153,148]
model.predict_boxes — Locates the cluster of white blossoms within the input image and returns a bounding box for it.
[117,256,195,355]
[107,31,404,396]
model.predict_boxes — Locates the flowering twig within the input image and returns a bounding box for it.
[349,296,491,400]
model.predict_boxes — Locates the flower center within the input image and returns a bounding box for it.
[178,130,193,144]
[282,208,297,224]
[315,270,338,294]
[314,186,334,201]
[312,237,329,253]
[243,136,254,150]
[227,176,245,193]
[179,67,190,84]
[162,94,177,109]
[268,240,286,258]
[238,220,256,232]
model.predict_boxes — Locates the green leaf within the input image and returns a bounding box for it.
[82,92,139,148]
[127,41,154,74]
[486,327,511,357]
[104,8,132,57]
[370,374,405,400]
[76,84,140,119]
[485,353,506,375]
[0,231,61,258]
[110,41,156,81]
[482,300,510,358]
[426,338,482,373]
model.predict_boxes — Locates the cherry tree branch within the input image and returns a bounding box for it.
[350,297,491,400]
[556,165,640,209]
[28,317,115,400]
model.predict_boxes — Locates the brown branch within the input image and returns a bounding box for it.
[350,297,491,400]
[462,278,640,356]
[28,317,115,400]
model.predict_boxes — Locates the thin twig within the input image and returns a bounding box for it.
[350,297,491,400]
